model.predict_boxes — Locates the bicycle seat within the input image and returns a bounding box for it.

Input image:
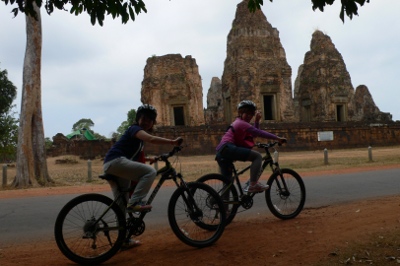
[215,155,235,164]
[98,173,118,181]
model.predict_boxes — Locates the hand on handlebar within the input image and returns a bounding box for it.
[172,137,183,146]
[278,137,287,145]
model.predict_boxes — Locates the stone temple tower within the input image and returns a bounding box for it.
[220,0,296,123]
[294,30,356,122]
[141,54,205,127]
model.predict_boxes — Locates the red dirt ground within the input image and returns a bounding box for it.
[1,165,399,266]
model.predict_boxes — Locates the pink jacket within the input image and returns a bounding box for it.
[216,117,279,150]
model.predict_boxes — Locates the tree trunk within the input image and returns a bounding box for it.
[13,3,52,187]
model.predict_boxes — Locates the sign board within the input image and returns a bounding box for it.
[318,131,334,141]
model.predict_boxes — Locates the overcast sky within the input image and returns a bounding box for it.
[1,0,399,139]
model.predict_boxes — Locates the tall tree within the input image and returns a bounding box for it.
[0,66,18,162]
[72,118,95,132]
[13,2,51,187]
[6,0,370,25]
[2,0,147,188]
[115,109,137,139]
[248,0,370,22]
[0,111,18,162]
[0,66,17,114]
[71,118,106,139]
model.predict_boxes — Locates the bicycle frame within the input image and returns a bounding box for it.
[136,159,198,220]
[95,149,195,235]
[118,148,204,239]
[231,144,277,194]
[197,141,305,224]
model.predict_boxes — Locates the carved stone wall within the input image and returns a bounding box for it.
[48,133,113,159]
[144,122,400,155]
[48,123,400,158]
[219,0,296,123]
[141,54,205,127]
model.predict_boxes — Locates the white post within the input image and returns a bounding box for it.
[2,164,7,187]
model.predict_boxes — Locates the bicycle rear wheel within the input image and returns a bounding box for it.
[265,168,306,220]
[54,193,126,265]
[168,182,226,248]
[197,173,239,225]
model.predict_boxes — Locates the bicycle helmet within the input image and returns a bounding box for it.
[237,100,257,111]
[136,104,157,123]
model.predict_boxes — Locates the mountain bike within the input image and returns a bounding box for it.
[54,145,226,265]
[197,141,306,225]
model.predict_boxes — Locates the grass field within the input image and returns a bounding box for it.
[2,145,400,188]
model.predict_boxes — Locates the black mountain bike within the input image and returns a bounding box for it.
[54,145,226,265]
[197,142,306,225]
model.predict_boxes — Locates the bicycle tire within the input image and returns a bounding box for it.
[265,168,306,220]
[168,182,226,248]
[54,193,126,265]
[197,173,239,225]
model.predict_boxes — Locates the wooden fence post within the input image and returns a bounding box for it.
[368,146,373,162]
[87,160,92,182]
[324,148,329,165]
[2,164,7,187]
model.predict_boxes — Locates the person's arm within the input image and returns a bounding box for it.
[136,130,182,146]
[246,127,286,143]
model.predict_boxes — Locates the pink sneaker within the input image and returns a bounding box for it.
[247,182,269,193]
[126,201,152,212]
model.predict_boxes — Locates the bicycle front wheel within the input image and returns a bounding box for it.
[54,193,126,265]
[168,182,226,248]
[197,173,239,225]
[265,168,306,220]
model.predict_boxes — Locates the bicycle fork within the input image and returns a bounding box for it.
[272,168,291,197]
[179,181,205,222]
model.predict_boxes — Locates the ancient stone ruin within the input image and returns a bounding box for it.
[140,0,392,125]
[141,54,205,127]
[353,84,391,122]
[219,0,296,124]
[47,1,397,158]
[204,77,224,124]
[294,30,391,122]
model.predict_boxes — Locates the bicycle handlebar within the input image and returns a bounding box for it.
[254,140,285,149]
[154,145,183,162]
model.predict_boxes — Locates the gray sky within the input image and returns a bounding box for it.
[1,0,399,139]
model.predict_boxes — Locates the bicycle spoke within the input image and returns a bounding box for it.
[196,174,239,225]
[54,194,126,265]
[266,169,306,219]
[168,182,225,247]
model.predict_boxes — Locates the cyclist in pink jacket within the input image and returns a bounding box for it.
[216,100,286,193]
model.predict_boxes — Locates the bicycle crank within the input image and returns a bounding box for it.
[240,195,253,209]
[127,217,146,236]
